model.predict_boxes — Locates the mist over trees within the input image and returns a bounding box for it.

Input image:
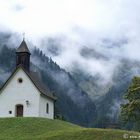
[1,33,140,130]
[0,42,96,126]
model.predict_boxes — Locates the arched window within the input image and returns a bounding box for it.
[46,103,49,114]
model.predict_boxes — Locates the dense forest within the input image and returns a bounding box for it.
[0,42,96,126]
[0,33,140,129]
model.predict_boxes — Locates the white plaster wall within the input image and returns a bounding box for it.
[39,95,54,119]
[0,68,40,117]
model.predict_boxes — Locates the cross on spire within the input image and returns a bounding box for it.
[22,32,25,40]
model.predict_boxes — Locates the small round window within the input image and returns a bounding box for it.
[18,78,23,83]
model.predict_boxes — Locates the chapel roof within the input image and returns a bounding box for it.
[0,65,57,100]
[27,70,56,100]
[16,39,31,54]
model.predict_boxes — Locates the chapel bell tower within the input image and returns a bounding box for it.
[16,39,31,71]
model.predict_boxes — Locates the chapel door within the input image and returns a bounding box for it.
[16,105,23,117]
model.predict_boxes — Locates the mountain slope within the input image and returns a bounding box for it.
[72,58,140,128]
[31,48,96,126]
[0,35,96,126]
[0,117,139,140]
[1,33,140,129]
[93,59,140,128]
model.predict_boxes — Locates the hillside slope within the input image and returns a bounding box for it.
[0,34,96,126]
[0,118,139,140]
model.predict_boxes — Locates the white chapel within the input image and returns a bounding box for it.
[0,39,56,119]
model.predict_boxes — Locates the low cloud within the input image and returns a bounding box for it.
[1,0,140,85]
[107,99,122,120]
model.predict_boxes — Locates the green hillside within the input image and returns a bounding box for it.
[0,118,139,140]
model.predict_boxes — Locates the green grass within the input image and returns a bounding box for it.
[0,118,139,140]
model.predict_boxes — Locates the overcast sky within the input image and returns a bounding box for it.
[1,0,140,82]
[1,0,139,39]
